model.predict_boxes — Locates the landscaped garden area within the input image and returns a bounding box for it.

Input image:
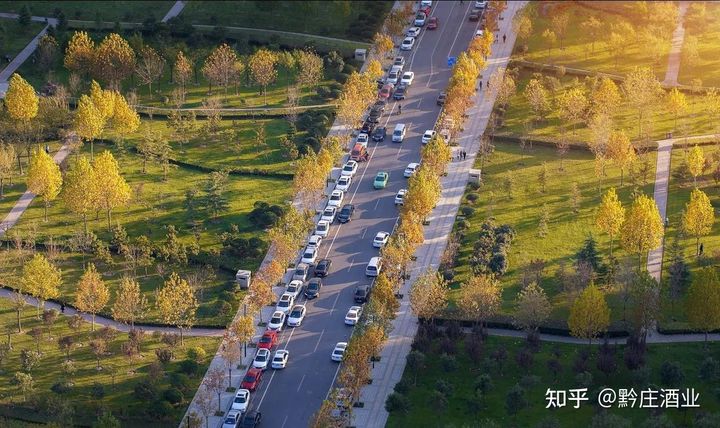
[678,2,720,87]
[0,20,46,66]
[0,299,220,427]
[0,1,174,22]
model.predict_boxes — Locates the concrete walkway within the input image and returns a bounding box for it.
[0,287,224,336]
[353,2,528,427]
[662,1,689,86]
[161,1,186,23]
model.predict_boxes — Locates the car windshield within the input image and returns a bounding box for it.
[235,395,246,403]
[343,165,352,170]
[288,284,298,292]
[331,194,340,200]
[340,208,350,215]
[290,309,303,317]
[274,356,284,362]
[255,354,267,362]
[334,349,343,355]
[260,336,270,343]
[308,283,318,291]
[243,374,256,382]
[355,289,365,296]
[278,300,290,307]
[324,208,333,214]
[225,417,237,424]
[271,315,282,323]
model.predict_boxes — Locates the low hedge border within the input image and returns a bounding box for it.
[425,316,630,338]
[489,133,720,152]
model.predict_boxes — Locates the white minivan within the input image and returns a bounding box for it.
[365,257,382,277]
[392,124,407,143]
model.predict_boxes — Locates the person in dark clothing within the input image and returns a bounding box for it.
[503,34,507,43]
[479,80,483,89]
[60,303,65,314]
[699,243,704,255]
[398,104,402,115]
[463,151,467,160]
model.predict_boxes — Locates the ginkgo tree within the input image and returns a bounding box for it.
[682,188,714,256]
[62,156,96,233]
[92,151,131,230]
[27,147,63,221]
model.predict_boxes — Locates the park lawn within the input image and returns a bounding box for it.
[183,0,392,42]
[678,2,720,86]
[0,299,221,427]
[661,145,720,330]
[0,1,174,22]
[386,333,720,427]
[520,2,670,79]
[115,117,299,174]
[0,20,46,65]
[500,71,714,145]
[450,141,656,327]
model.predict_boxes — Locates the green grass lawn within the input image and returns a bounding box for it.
[0,20,46,63]
[662,145,720,329]
[678,2,720,86]
[451,141,656,327]
[183,0,392,42]
[0,299,221,427]
[520,2,670,79]
[500,71,714,145]
[387,333,720,427]
[0,1,174,22]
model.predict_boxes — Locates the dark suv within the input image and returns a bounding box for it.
[372,126,387,142]
[354,284,371,303]
[315,259,332,277]
[304,278,323,299]
[337,204,355,223]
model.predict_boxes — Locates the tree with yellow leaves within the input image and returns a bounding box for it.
[606,129,636,186]
[336,71,375,136]
[90,80,115,120]
[666,87,688,130]
[396,211,425,247]
[420,136,452,177]
[590,77,622,117]
[514,281,551,333]
[202,43,239,94]
[404,168,441,221]
[365,59,384,83]
[623,67,662,138]
[173,50,193,95]
[595,187,625,257]
[621,194,663,268]
[22,254,61,319]
[92,33,136,89]
[686,267,720,344]
[249,48,278,105]
[295,49,323,91]
[109,91,141,139]
[380,237,413,288]
[682,188,714,256]
[293,150,325,211]
[74,263,110,331]
[458,274,501,331]
[229,313,256,358]
[409,269,448,323]
[135,45,166,95]
[156,272,198,345]
[111,276,148,328]
[372,32,394,59]
[568,283,610,344]
[555,86,588,136]
[0,143,16,198]
[27,147,62,221]
[64,31,95,76]
[524,78,551,121]
[73,95,104,158]
[5,74,38,122]
[92,151,131,230]
[62,156,96,233]
[686,145,705,187]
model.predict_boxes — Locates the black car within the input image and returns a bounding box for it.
[315,258,332,277]
[337,204,355,223]
[240,411,262,428]
[367,110,381,123]
[393,84,408,100]
[354,284,371,303]
[372,100,387,113]
[437,92,447,106]
[372,126,386,142]
[361,120,376,134]
[304,278,323,299]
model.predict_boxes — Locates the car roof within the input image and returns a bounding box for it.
[341,203,354,210]
[356,284,370,290]
[262,330,276,336]
[248,367,262,374]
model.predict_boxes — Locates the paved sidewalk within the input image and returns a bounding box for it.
[162,1,186,22]
[0,287,224,336]
[353,2,528,427]
[662,1,689,86]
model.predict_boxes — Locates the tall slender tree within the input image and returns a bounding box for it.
[21,254,61,319]
[27,148,62,221]
[74,263,110,331]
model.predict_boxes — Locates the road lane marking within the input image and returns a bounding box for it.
[313,329,325,353]
[297,374,306,393]
[325,362,343,400]
[374,198,381,211]
[426,0,459,87]
[256,369,278,410]
[281,416,289,428]
[329,287,343,316]
[347,258,354,272]
[447,1,473,59]
[361,227,367,239]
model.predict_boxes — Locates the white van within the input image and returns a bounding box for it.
[392,124,407,143]
[365,257,382,277]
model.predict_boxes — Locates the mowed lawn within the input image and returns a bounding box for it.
[183,0,392,41]
[0,21,46,66]
[0,1,174,21]
[451,142,656,326]
[387,334,720,428]
[521,2,671,79]
[500,71,715,144]
[678,2,720,86]
[0,299,220,427]
[662,145,720,329]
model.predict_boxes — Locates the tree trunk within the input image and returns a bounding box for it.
[16,308,21,333]
[620,168,624,186]
[91,313,95,331]
[90,140,94,160]
[0,178,4,198]
[106,209,112,230]
[228,368,232,388]
[179,327,184,346]
[44,201,48,222]
[696,236,700,256]
[83,214,88,236]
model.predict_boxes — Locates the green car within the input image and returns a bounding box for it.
[373,171,389,189]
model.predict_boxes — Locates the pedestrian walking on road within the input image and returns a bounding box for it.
[503,34,507,43]
[479,80,483,89]
[398,104,402,115]
[463,151,467,160]
[60,303,65,314]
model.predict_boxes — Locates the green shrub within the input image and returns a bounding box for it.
[179,359,199,376]
[134,380,159,401]
[186,347,207,364]
[385,392,410,414]
[163,387,184,405]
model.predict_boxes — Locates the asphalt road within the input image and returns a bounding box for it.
[253,2,481,426]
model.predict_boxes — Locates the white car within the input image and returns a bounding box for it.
[223,410,242,428]
[321,206,337,223]
[404,162,420,178]
[373,231,390,248]
[395,189,407,205]
[421,130,436,144]
[406,26,421,37]
[286,304,307,327]
[345,306,363,325]
[335,176,352,192]
[421,0,432,6]
[267,310,286,331]
[230,389,250,412]
[400,71,415,86]
[475,0,488,8]
[414,12,427,26]
[341,160,359,177]
[301,246,318,264]
[356,133,369,147]
[275,293,295,315]
[253,348,271,370]
[271,350,289,369]
[286,280,304,299]
[475,29,485,38]
[331,342,348,362]
[401,37,415,51]
[307,234,323,249]
[328,190,344,207]
[315,220,330,237]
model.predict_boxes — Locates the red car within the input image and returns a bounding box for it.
[378,84,394,100]
[419,5,431,16]
[258,330,278,350]
[427,16,438,29]
[241,368,263,391]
